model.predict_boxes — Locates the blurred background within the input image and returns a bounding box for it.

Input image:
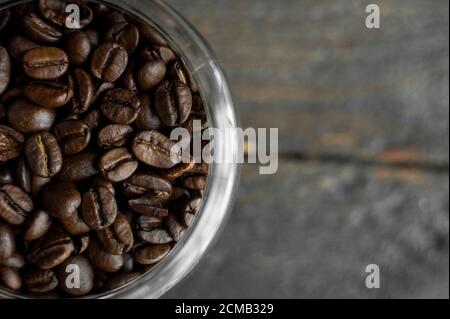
[165,0,449,298]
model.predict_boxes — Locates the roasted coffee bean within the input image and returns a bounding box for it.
[0,251,25,268]
[22,11,63,44]
[163,162,196,182]
[183,174,207,190]
[82,108,101,129]
[179,197,201,227]
[165,213,186,242]
[191,162,209,175]
[136,94,160,130]
[91,176,115,196]
[121,60,138,93]
[0,167,14,185]
[64,31,91,66]
[1,84,25,105]
[31,175,51,197]
[155,80,192,127]
[128,195,168,218]
[23,47,69,80]
[41,181,80,220]
[132,130,181,169]
[136,22,167,47]
[59,212,90,236]
[39,0,93,28]
[57,255,94,296]
[137,56,166,91]
[98,212,134,254]
[168,60,192,88]
[103,11,127,30]
[103,272,141,291]
[25,81,73,108]
[15,156,33,193]
[0,125,24,162]
[0,47,11,95]
[25,132,63,177]
[98,124,133,149]
[73,234,90,254]
[91,42,128,82]
[0,222,15,260]
[0,184,33,225]
[92,81,114,104]
[105,22,139,54]
[100,88,140,124]
[137,215,162,232]
[0,266,22,291]
[7,99,56,134]
[22,209,52,242]
[87,238,123,273]
[57,150,98,182]
[28,230,74,269]
[133,244,171,265]
[8,36,41,61]
[67,68,94,114]
[23,267,58,293]
[141,45,176,65]
[81,186,117,230]
[124,171,172,199]
[99,147,138,182]
[53,120,91,155]
[138,227,173,244]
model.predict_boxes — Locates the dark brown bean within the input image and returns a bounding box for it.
[53,120,91,155]
[64,31,91,65]
[91,42,128,82]
[23,267,58,293]
[124,171,172,199]
[67,68,94,114]
[100,88,140,125]
[22,12,63,44]
[57,150,98,182]
[105,22,139,54]
[128,195,168,218]
[103,272,141,291]
[0,184,33,225]
[98,124,133,149]
[39,0,93,28]
[8,36,40,61]
[23,47,69,80]
[7,99,56,134]
[97,212,134,255]
[57,255,94,296]
[25,81,73,108]
[133,244,171,265]
[136,94,161,130]
[25,132,63,177]
[28,230,74,269]
[0,222,15,260]
[0,47,11,95]
[81,186,117,230]
[0,266,22,291]
[99,147,138,182]
[155,80,192,127]
[0,125,24,162]
[41,181,80,220]
[87,238,123,273]
[22,209,52,241]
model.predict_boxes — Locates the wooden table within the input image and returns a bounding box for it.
[165,0,449,298]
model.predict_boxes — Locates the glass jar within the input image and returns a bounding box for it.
[0,0,240,299]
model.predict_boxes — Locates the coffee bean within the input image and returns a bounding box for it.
[28,230,74,269]
[25,132,63,177]
[25,80,73,108]
[31,175,51,197]
[67,68,94,114]
[128,195,168,218]
[41,181,80,220]
[103,11,127,30]
[91,177,115,196]
[87,238,124,273]
[57,255,94,296]
[92,81,114,104]
[0,47,11,95]
[23,47,69,80]
[137,22,167,47]
[0,251,25,268]
[155,80,192,127]
[179,197,201,227]
[163,162,196,182]
[57,149,98,182]
[133,244,171,265]
[97,212,134,254]
[0,167,14,185]
[0,125,24,162]
[8,36,40,61]
[100,88,140,124]
[132,130,181,169]
[22,11,63,44]
[81,108,101,130]
[136,94,161,130]
[165,213,186,242]
[39,0,93,28]
[59,212,91,236]
[23,267,58,293]
[137,57,166,91]
[53,120,91,155]
[7,99,56,134]
[120,60,138,93]
[0,266,22,291]
[0,223,15,260]
[91,42,128,82]
[22,209,52,242]
[183,174,207,190]
[105,22,139,54]
[98,124,133,149]
[15,157,32,194]
[81,186,117,230]
[99,147,138,182]
[103,272,141,291]
[137,215,162,232]
[0,184,33,225]
[124,171,172,199]
[64,31,91,66]
[138,227,173,244]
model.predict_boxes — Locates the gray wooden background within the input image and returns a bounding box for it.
[165,0,449,298]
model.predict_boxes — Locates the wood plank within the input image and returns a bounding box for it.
[168,0,449,162]
[165,161,449,298]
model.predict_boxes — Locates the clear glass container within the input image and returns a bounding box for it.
[0,0,240,299]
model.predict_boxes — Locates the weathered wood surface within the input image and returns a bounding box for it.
[165,0,449,298]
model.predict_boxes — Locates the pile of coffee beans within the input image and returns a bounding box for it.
[0,0,208,297]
